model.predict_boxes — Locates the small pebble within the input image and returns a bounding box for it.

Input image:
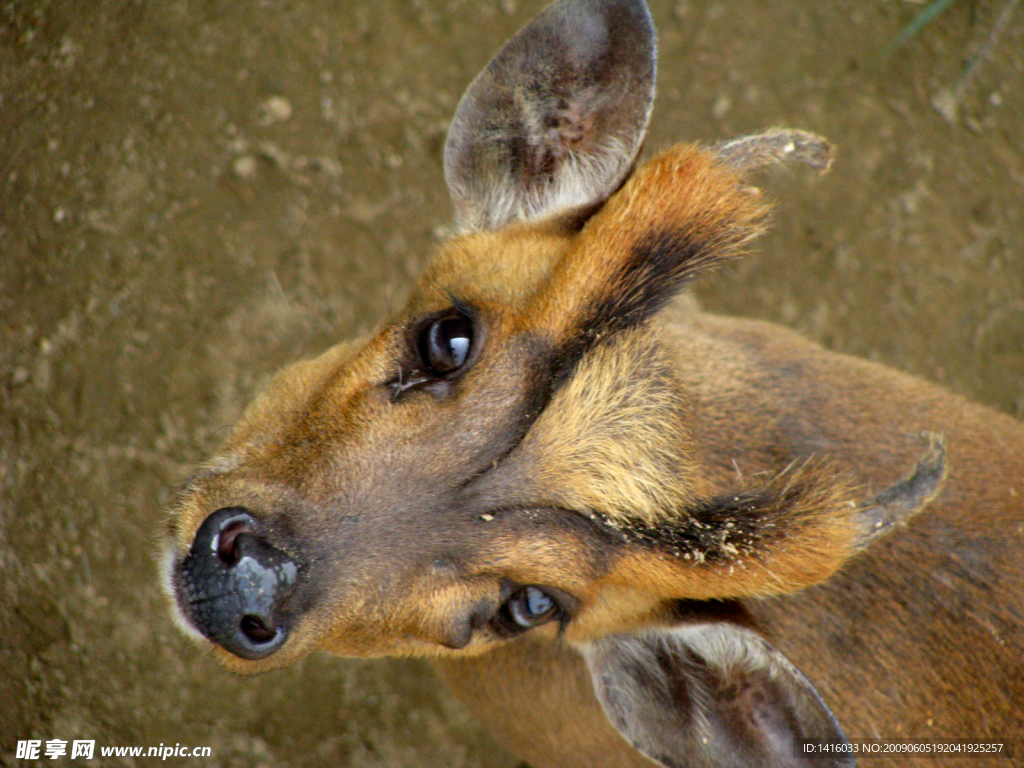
[260,96,293,125]
[233,155,258,179]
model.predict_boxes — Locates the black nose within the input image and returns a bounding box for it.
[178,507,299,660]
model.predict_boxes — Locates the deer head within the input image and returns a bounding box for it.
[161,1,944,765]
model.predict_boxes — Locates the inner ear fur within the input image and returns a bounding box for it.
[580,621,854,768]
[444,0,656,233]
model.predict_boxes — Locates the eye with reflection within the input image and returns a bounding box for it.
[388,308,478,399]
[419,313,473,376]
[493,585,563,637]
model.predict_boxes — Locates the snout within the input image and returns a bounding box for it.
[175,507,300,660]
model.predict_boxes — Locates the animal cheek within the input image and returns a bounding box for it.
[305,575,503,658]
[562,586,668,644]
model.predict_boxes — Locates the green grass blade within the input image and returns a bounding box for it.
[878,0,963,60]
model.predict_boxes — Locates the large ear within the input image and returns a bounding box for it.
[444,0,656,233]
[580,622,854,768]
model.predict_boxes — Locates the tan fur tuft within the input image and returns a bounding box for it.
[515,329,703,524]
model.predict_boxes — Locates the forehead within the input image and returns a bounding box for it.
[408,223,574,310]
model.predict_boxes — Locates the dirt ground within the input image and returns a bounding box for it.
[1,0,1021,766]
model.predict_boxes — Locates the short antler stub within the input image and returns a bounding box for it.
[712,128,834,176]
[855,433,947,549]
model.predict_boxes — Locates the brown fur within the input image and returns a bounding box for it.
[163,142,1024,760]
[440,312,1024,767]
[161,0,1024,763]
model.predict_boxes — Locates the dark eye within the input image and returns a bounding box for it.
[419,314,473,376]
[499,586,558,632]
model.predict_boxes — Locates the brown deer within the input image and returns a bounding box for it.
[160,0,1024,765]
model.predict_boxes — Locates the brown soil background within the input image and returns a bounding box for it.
[1,1,1022,766]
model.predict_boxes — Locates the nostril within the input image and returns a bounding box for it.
[216,520,251,566]
[189,507,257,567]
[240,614,278,644]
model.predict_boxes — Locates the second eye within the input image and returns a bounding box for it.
[419,314,473,376]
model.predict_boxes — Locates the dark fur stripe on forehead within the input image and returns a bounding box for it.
[597,488,807,566]
[550,228,724,389]
[530,143,770,391]
[588,459,857,567]
[486,145,770,468]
